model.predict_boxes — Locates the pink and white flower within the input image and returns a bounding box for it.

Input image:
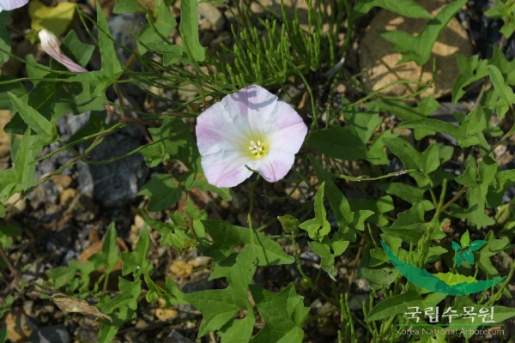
[196,85,308,188]
[0,0,28,12]
[38,29,88,72]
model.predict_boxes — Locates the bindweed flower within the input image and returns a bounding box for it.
[196,85,308,188]
[38,29,88,72]
[0,0,28,12]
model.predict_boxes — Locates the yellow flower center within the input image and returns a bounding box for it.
[247,140,268,159]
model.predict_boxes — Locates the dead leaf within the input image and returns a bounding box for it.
[155,308,178,320]
[169,260,193,281]
[0,309,31,342]
[29,0,76,37]
[51,295,112,322]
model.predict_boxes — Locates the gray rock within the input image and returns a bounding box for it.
[198,2,226,31]
[77,124,148,208]
[57,112,91,142]
[164,330,195,343]
[29,324,71,343]
[181,272,214,294]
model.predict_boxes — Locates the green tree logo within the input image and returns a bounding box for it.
[451,230,487,267]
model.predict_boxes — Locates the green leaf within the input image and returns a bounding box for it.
[459,157,498,228]
[379,0,466,66]
[310,156,354,239]
[398,119,460,141]
[308,234,350,276]
[307,126,368,160]
[113,0,145,13]
[143,210,192,251]
[95,2,123,78]
[460,230,471,248]
[12,129,41,191]
[46,266,77,289]
[0,76,26,111]
[250,283,310,343]
[101,278,141,314]
[298,183,331,241]
[0,295,14,318]
[352,0,433,20]
[365,96,440,121]
[277,214,300,233]
[380,182,426,203]
[61,30,95,68]
[358,242,399,289]
[365,290,421,322]
[453,54,489,103]
[344,106,383,146]
[136,1,177,55]
[137,174,182,211]
[140,117,198,169]
[0,12,12,65]
[0,224,21,237]
[218,312,256,343]
[487,64,515,119]
[89,223,119,274]
[187,288,242,337]
[383,202,431,243]
[185,247,256,338]
[181,171,232,201]
[180,0,206,62]
[488,46,515,85]
[383,138,438,187]
[456,164,477,188]
[201,220,294,268]
[349,196,394,228]
[8,92,57,144]
[121,227,152,278]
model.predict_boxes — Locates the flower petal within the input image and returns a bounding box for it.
[196,102,247,157]
[268,101,308,154]
[201,150,253,188]
[38,29,88,72]
[196,85,307,187]
[220,84,279,135]
[0,0,28,12]
[255,149,295,183]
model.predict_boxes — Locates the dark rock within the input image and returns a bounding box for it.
[164,330,195,343]
[181,272,214,293]
[29,324,71,343]
[78,124,148,208]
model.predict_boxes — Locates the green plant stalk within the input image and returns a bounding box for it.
[331,168,421,182]
[292,234,340,306]
[484,258,515,306]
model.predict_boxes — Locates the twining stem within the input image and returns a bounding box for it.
[0,245,19,291]
[247,175,261,231]
[292,235,340,306]
[484,259,515,306]
[304,306,339,324]
[331,168,421,182]
[438,185,468,215]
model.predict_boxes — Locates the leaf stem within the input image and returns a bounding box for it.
[439,186,468,215]
[247,175,261,231]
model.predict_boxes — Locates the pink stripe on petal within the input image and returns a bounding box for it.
[38,30,88,73]
[269,121,308,154]
[256,150,295,182]
[201,151,253,187]
[197,102,250,143]
[275,101,306,130]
